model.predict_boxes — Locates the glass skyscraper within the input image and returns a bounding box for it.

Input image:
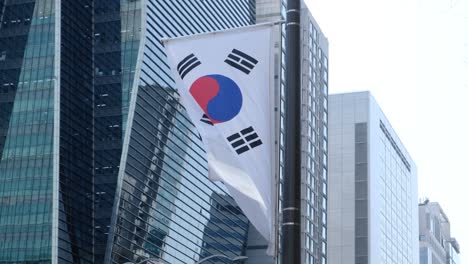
[0,0,94,263]
[0,0,255,263]
[0,0,57,262]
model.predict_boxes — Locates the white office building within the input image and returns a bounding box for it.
[328,92,419,264]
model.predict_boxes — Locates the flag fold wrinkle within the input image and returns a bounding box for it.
[163,24,277,254]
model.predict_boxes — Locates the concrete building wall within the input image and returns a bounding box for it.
[328,93,369,264]
[256,0,282,23]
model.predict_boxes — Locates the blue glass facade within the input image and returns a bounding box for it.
[0,0,56,262]
[57,0,94,262]
[93,1,143,262]
[199,193,249,260]
[0,0,95,262]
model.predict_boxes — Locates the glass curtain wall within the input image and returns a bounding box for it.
[0,0,56,262]
[93,0,143,262]
[57,0,94,263]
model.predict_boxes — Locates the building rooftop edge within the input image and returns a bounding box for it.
[329,90,416,168]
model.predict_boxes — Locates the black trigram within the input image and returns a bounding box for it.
[227,126,263,154]
[200,114,213,126]
[177,53,201,79]
[225,49,258,75]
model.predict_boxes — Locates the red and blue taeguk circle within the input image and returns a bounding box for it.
[189,74,243,124]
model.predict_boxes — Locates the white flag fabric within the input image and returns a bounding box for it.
[163,24,276,254]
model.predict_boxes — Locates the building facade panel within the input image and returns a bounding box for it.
[57,0,94,262]
[0,0,56,262]
[93,0,144,262]
[367,94,419,264]
[298,8,329,264]
[328,92,419,264]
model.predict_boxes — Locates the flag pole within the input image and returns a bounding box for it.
[281,0,302,263]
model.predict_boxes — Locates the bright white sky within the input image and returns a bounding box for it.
[305,0,468,261]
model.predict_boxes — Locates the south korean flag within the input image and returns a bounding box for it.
[163,23,277,255]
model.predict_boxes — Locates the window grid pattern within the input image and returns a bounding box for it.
[277,2,329,263]
[57,0,94,263]
[93,0,144,262]
[378,121,413,264]
[355,123,368,264]
[0,0,56,262]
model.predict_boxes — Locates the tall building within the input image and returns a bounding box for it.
[0,0,256,263]
[0,1,94,263]
[419,200,461,264]
[247,1,330,264]
[328,92,419,264]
